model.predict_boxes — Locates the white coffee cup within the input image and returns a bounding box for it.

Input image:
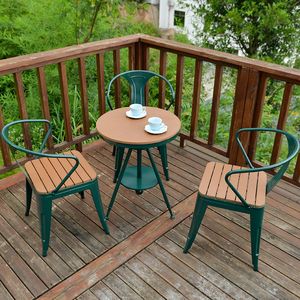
[148,117,163,131]
[130,104,144,116]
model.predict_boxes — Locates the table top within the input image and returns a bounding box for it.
[96,107,181,146]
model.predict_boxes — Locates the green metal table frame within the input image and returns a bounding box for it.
[105,136,178,220]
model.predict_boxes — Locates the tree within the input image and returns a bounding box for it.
[181,0,300,65]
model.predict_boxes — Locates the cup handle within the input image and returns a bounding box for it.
[143,106,146,112]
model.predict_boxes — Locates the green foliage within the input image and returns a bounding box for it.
[181,0,300,65]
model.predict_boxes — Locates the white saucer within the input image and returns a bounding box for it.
[126,110,147,119]
[144,124,168,134]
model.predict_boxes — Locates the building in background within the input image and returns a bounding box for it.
[145,0,200,40]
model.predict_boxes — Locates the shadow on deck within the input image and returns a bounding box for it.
[0,140,299,299]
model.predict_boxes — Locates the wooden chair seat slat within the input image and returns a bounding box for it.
[246,172,259,206]
[199,162,215,195]
[57,157,82,185]
[256,172,267,207]
[207,162,223,197]
[226,165,241,201]
[199,162,267,208]
[25,162,48,193]
[216,164,232,199]
[31,159,56,193]
[70,150,95,181]
[40,158,66,189]
[25,150,96,194]
[235,170,248,202]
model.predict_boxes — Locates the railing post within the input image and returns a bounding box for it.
[96,53,106,116]
[134,41,142,70]
[228,68,260,165]
[0,106,12,167]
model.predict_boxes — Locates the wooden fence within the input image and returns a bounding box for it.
[0,34,299,186]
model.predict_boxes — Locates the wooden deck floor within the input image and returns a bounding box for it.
[0,140,299,300]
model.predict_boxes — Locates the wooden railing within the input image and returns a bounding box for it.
[0,34,299,186]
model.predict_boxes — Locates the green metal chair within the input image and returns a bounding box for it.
[1,119,109,257]
[106,70,175,182]
[183,128,299,271]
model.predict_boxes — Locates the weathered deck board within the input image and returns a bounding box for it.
[0,140,299,300]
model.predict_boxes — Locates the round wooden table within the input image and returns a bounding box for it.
[96,107,181,219]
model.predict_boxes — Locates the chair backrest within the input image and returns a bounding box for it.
[1,119,79,193]
[106,70,175,110]
[225,128,300,206]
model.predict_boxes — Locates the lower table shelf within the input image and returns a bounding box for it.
[121,166,158,191]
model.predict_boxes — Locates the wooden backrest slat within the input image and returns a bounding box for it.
[248,74,268,160]
[37,67,54,150]
[78,57,90,135]
[71,150,96,180]
[226,166,241,201]
[216,164,232,199]
[190,59,202,139]
[158,50,167,109]
[256,172,267,207]
[113,49,121,108]
[270,82,293,164]
[96,53,106,116]
[235,171,249,202]
[31,159,56,192]
[199,162,215,195]
[40,158,66,189]
[13,72,33,152]
[208,65,223,145]
[246,172,258,205]
[174,54,184,118]
[25,162,47,193]
[207,162,223,197]
[0,107,12,166]
[58,62,73,142]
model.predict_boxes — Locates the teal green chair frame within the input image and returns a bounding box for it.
[106,70,175,182]
[184,128,300,271]
[1,119,109,256]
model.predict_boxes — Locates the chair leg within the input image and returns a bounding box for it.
[79,191,85,199]
[90,181,110,234]
[158,145,169,181]
[184,194,208,253]
[25,178,32,216]
[250,208,264,271]
[37,196,52,257]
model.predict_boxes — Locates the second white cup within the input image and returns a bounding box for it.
[148,117,163,131]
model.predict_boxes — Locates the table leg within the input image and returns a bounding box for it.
[146,148,174,219]
[136,149,143,194]
[106,148,132,220]
[113,147,124,183]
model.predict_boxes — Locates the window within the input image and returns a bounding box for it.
[174,10,185,27]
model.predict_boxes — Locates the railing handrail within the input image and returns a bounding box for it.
[1,34,299,83]
[140,35,300,84]
[0,34,142,76]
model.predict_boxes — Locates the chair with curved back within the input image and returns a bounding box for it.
[1,119,109,257]
[183,128,299,271]
[106,70,175,183]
